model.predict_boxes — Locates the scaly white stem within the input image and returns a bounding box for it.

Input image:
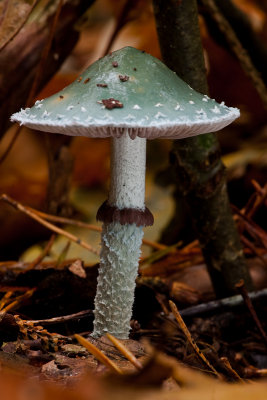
[92,131,147,338]
[109,132,146,210]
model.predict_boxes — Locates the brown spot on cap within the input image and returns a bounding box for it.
[77,77,82,82]
[112,61,118,67]
[102,98,123,109]
[97,83,108,88]
[119,75,129,82]
[97,201,154,227]
[84,78,90,84]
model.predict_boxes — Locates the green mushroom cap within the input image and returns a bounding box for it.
[11,46,239,140]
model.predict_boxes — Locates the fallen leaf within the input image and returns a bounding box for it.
[0,0,37,50]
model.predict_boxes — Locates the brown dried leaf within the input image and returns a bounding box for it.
[0,0,37,51]
[68,259,86,279]
[170,282,202,305]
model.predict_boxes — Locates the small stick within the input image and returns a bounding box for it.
[29,207,102,232]
[242,180,267,219]
[1,288,35,312]
[155,293,170,316]
[106,333,143,370]
[0,291,13,311]
[0,194,100,256]
[235,279,267,346]
[74,334,123,374]
[142,238,167,250]
[28,207,166,250]
[241,235,267,268]
[220,357,244,382]
[169,300,221,378]
[233,205,267,248]
[178,288,267,319]
[28,309,93,325]
[23,234,56,273]
[251,180,267,197]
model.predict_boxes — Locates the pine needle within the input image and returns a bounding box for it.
[169,300,221,378]
[106,333,143,370]
[0,194,99,256]
[74,334,123,374]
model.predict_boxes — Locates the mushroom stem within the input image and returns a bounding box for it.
[92,131,147,338]
[109,132,146,210]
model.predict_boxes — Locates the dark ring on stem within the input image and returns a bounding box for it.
[96,200,154,227]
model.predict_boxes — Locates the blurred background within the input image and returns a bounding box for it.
[0,0,266,265]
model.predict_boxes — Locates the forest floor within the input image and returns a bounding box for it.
[0,178,267,400]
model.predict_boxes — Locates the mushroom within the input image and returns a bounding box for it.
[11,46,240,339]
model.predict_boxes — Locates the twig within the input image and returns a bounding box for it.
[0,291,13,311]
[106,333,143,370]
[242,181,267,219]
[28,205,166,250]
[201,0,267,107]
[235,279,267,346]
[139,242,181,269]
[142,238,167,250]
[220,357,244,382]
[23,234,56,273]
[74,334,123,374]
[1,288,35,312]
[178,288,267,318]
[241,235,267,268]
[0,194,100,256]
[233,204,267,248]
[28,309,93,325]
[0,0,64,165]
[155,293,170,316]
[169,300,221,378]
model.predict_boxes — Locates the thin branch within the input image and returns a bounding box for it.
[233,205,267,248]
[220,357,244,382]
[178,288,267,319]
[0,291,13,311]
[26,205,166,250]
[28,309,93,325]
[0,194,100,256]
[241,235,267,268]
[1,288,35,312]
[235,279,267,346]
[23,234,56,272]
[243,181,267,219]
